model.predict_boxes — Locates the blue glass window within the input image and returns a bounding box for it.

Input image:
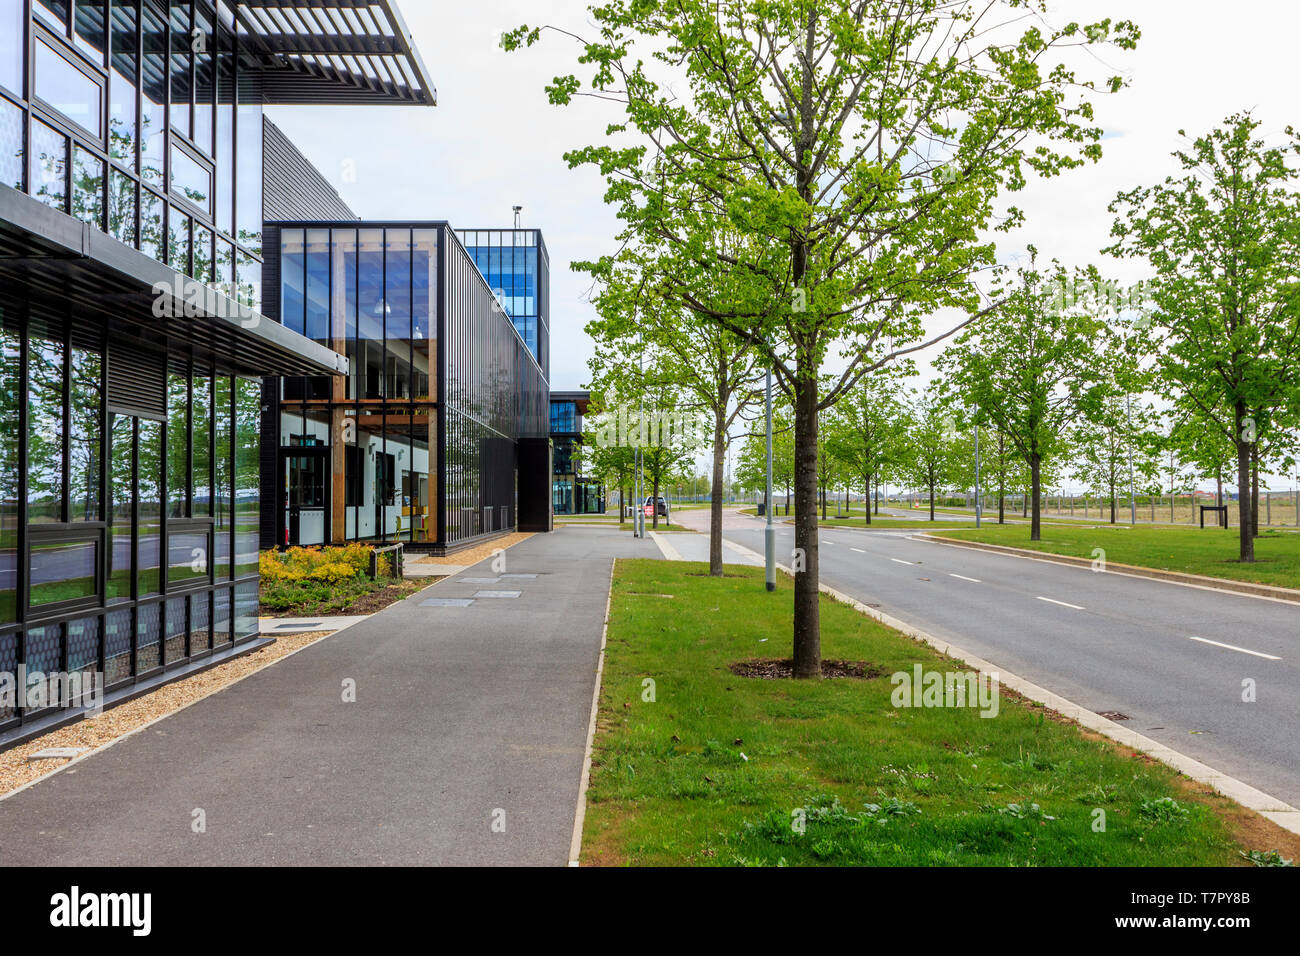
[280,228,305,335]
[305,228,330,343]
[0,0,23,95]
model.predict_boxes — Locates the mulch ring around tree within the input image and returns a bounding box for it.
[728,658,885,679]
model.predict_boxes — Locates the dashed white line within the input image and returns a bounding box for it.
[949,573,981,583]
[890,558,913,566]
[1036,596,1084,610]
[850,547,865,554]
[1188,636,1280,660]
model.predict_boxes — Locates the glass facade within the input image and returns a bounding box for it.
[550,396,603,516]
[267,223,549,549]
[0,300,261,732]
[456,229,550,377]
[0,0,264,312]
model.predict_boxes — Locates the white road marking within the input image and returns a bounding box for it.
[822,540,833,546]
[1036,596,1084,610]
[850,547,865,554]
[1188,636,1280,660]
[890,558,913,565]
[949,573,981,583]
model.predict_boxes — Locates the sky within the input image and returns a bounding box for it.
[268,0,1300,488]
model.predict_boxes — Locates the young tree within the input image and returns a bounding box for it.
[1072,394,1160,523]
[508,2,1137,676]
[936,257,1109,540]
[1107,114,1300,561]
[900,390,961,521]
[825,369,911,525]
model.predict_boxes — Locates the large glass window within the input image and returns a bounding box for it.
[168,204,189,273]
[170,144,211,214]
[358,228,384,400]
[138,417,162,595]
[72,144,104,230]
[280,228,304,336]
[193,2,213,154]
[69,339,102,522]
[141,0,166,188]
[108,0,138,168]
[332,229,358,399]
[234,99,261,252]
[0,0,23,95]
[35,38,102,137]
[0,323,17,623]
[34,0,69,33]
[235,248,260,313]
[234,377,258,576]
[214,375,232,578]
[215,28,233,234]
[168,1,191,140]
[0,95,22,194]
[140,187,163,260]
[73,0,107,64]
[108,167,136,246]
[166,371,187,517]
[30,537,98,606]
[306,228,330,344]
[27,330,64,524]
[191,371,211,516]
[385,230,412,401]
[107,413,133,603]
[30,118,68,212]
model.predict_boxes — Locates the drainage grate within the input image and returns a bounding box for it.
[1097,711,1129,721]
[473,590,521,599]
[419,598,475,608]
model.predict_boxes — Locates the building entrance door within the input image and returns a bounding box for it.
[282,448,329,546]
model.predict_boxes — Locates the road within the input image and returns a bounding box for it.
[668,508,1300,808]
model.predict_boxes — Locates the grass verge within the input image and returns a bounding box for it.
[581,559,1298,866]
[934,524,1300,591]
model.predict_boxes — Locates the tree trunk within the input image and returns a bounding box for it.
[1251,446,1260,539]
[864,473,871,526]
[792,375,821,679]
[1235,408,1254,560]
[1109,482,1116,524]
[651,467,660,530]
[708,408,726,576]
[1030,453,1043,541]
[928,472,936,521]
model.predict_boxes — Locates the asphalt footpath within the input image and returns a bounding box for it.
[0,526,659,866]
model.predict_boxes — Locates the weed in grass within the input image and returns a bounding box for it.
[1240,849,1294,867]
[1138,796,1192,824]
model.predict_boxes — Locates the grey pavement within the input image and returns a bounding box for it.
[0,526,661,866]
[688,507,1300,808]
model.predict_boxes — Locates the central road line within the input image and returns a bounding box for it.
[1036,596,1084,610]
[890,558,913,565]
[850,547,865,554]
[949,573,981,583]
[1188,636,1281,660]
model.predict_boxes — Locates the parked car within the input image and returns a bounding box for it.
[643,495,669,517]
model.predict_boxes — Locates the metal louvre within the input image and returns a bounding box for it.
[230,0,436,106]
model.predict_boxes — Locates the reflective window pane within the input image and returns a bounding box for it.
[166,371,187,517]
[0,0,22,95]
[74,0,107,63]
[235,98,261,251]
[141,0,166,187]
[280,228,304,336]
[306,228,330,343]
[138,418,162,595]
[109,0,138,168]
[69,341,103,522]
[30,118,68,212]
[192,371,211,515]
[140,188,163,260]
[108,167,136,246]
[168,204,189,274]
[170,144,211,214]
[35,39,102,136]
[72,144,104,230]
[234,377,258,576]
[107,413,133,603]
[0,96,22,190]
[30,538,97,606]
[27,331,64,523]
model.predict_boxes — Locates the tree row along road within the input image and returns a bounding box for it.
[671,509,1300,808]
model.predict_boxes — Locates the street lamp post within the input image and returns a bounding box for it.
[974,418,981,529]
[765,365,775,592]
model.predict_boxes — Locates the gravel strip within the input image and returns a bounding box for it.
[0,630,332,799]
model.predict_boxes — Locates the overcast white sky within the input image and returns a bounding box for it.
[269,1,1300,486]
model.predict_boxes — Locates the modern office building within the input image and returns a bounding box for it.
[457,228,549,376]
[0,0,435,741]
[261,216,551,552]
[550,390,603,515]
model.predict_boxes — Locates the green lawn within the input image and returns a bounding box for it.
[934,524,1300,591]
[581,559,1286,866]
